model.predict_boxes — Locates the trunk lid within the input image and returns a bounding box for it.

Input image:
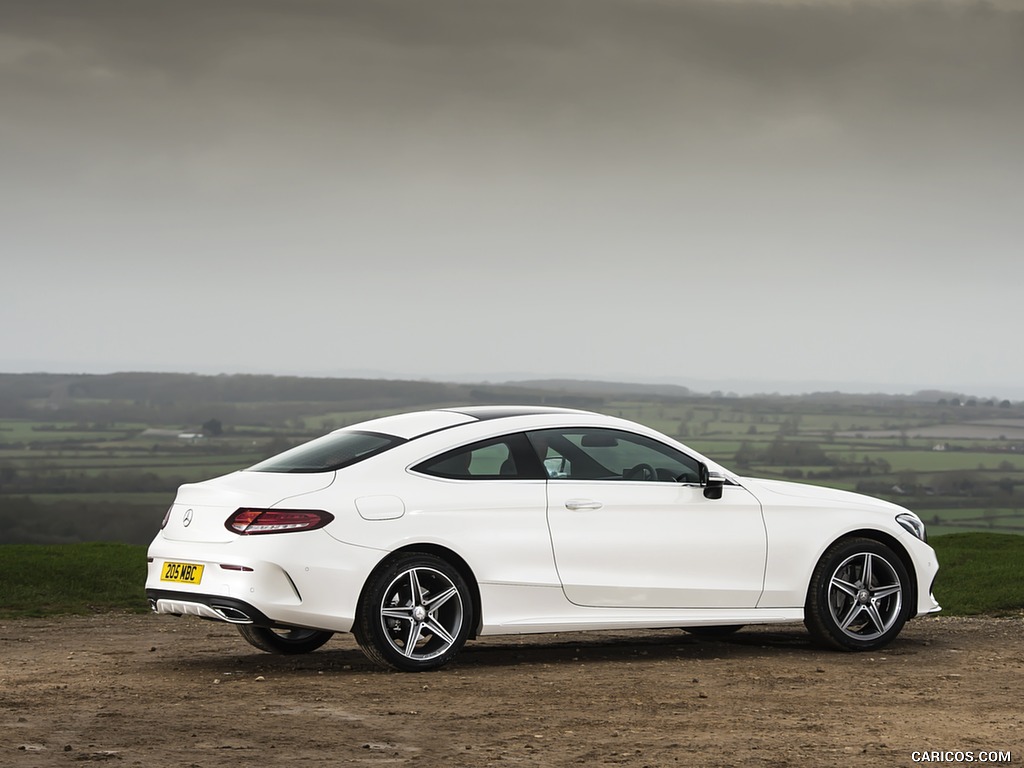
[161,470,336,544]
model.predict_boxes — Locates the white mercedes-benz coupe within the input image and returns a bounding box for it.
[146,405,940,671]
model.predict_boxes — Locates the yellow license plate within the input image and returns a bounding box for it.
[160,561,205,585]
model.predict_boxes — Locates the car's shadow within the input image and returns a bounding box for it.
[459,628,811,667]
[148,623,931,675]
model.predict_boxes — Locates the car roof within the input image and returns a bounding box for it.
[343,406,594,440]
[442,405,593,421]
[330,405,730,478]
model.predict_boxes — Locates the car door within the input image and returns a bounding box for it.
[530,428,767,609]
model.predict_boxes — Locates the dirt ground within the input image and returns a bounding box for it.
[1,614,1021,767]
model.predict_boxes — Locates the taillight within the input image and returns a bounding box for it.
[225,508,334,535]
[160,506,173,530]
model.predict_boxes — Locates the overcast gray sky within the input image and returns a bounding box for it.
[3,0,1023,395]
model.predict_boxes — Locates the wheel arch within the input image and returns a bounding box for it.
[357,544,483,639]
[817,528,918,612]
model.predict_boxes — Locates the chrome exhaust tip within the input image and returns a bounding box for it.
[211,605,252,623]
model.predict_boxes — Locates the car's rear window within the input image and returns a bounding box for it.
[247,431,404,473]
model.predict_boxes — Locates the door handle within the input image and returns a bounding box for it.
[565,499,603,511]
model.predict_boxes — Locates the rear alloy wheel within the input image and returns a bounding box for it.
[805,538,911,651]
[354,553,472,672]
[236,625,334,655]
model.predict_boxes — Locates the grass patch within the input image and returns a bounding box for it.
[929,532,1024,615]
[0,542,148,617]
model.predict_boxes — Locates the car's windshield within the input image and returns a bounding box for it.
[247,430,404,473]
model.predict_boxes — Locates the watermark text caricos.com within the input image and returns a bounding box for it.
[911,752,1012,764]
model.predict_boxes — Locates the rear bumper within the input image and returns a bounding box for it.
[146,589,274,626]
[146,530,388,633]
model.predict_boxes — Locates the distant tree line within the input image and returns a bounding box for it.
[0,496,163,545]
[0,467,187,495]
[733,439,833,469]
[0,373,605,425]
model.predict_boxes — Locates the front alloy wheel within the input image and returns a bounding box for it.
[805,538,912,651]
[354,553,472,671]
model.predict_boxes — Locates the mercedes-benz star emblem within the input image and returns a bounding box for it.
[182,509,194,527]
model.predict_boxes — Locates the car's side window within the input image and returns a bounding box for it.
[413,434,543,480]
[526,428,701,483]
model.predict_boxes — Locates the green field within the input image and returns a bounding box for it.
[3,373,1024,544]
[0,542,149,617]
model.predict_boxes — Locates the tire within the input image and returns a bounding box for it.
[236,625,334,655]
[805,537,912,651]
[353,552,473,672]
[683,625,745,638]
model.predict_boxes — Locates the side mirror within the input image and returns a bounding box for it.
[698,462,725,500]
[698,462,709,485]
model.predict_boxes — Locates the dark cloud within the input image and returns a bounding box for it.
[5,1,1022,120]
[4,0,1021,202]
[2,0,1022,388]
